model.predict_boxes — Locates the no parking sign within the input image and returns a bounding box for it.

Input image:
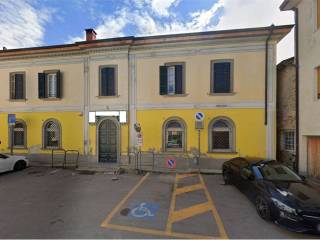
[166,157,176,169]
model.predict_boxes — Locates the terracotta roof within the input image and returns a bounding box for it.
[0,25,294,58]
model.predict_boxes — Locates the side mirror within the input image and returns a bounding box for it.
[241,168,254,180]
[300,175,306,181]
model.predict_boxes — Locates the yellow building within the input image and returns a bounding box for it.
[0,26,292,168]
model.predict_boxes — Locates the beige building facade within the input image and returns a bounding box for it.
[281,0,320,178]
[0,26,292,168]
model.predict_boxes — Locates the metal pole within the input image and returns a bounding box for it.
[10,125,14,155]
[198,129,200,166]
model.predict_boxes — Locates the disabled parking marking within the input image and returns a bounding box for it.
[101,173,150,227]
[166,173,229,239]
[101,172,227,239]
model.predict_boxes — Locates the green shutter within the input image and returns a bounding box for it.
[38,73,46,98]
[175,65,183,94]
[160,66,168,95]
[56,71,62,98]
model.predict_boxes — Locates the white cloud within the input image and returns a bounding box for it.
[213,0,294,63]
[0,0,52,49]
[148,0,180,17]
[67,0,294,62]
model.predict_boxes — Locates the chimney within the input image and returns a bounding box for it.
[85,28,97,41]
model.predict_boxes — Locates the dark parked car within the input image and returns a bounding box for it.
[222,157,320,234]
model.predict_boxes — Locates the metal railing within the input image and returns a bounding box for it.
[51,149,80,169]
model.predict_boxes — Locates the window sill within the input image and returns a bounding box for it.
[96,95,120,98]
[8,146,27,150]
[161,93,189,97]
[8,99,27,102]
[41,97,62,101]
[207,151,238,154]
[208,92,236,96]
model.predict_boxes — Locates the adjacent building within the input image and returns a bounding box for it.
[281,0,320,178]
[0,26,292,167]
[277,57,296,169]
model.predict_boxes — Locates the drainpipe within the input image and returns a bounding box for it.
[127,44,131,163]
[265,24,275,126]
[294,8,299,173]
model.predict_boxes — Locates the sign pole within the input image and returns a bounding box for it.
[10,125,14,155]
[198,129,200,167]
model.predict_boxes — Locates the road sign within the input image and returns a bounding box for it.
[166,157,176,169]
[195,112,205,122]
[137,132,143,147]
[8,114,16,126]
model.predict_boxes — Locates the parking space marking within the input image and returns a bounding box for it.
[105,223,214,239]
[101,173,150,228]
[200,174,228,239]
[100,172,228,239]
[176,173,198,180]
[175,183,204,195]
[171,202,212,222]
[166,173,229,239]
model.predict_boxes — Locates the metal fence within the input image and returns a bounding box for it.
[51,149,80,168]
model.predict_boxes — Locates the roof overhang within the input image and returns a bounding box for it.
[0,25,294,59]
[280,0,301,11]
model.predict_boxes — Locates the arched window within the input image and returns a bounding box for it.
[11,120,27,148]
[163,118,186,151]
[209,117,235,152]
[43,119,61,149]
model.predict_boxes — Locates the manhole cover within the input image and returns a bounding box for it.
[120,208,131,216]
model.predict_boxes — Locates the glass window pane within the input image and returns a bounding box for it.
[167,130,183,149]
[167,66,175,94]
[48,73,57,97]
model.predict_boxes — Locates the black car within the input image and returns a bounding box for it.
[222,157,320,234]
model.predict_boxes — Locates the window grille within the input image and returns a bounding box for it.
[210,118,235,152]
[283,131,295,151]
[13,122,26,147]
[44,120,60,149]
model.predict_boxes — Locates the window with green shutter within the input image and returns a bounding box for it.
[211,60,234,94]
[9,72,25,100]
[99,66,117,96]
[159,63,185,95]
[38,70,62,99]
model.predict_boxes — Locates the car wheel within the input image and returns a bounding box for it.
[223,170,232,185]
[13,160,26,171]
[255,195,272,221]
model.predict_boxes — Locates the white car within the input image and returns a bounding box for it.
[0,154,29,173]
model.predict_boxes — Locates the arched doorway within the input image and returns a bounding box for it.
[98,118,119,163]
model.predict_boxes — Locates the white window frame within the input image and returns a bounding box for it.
[47,73,57,98]
[282,130,295,152]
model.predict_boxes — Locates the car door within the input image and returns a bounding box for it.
[238,166,259,201]
[0,154,11,172]
[232,159,249,188]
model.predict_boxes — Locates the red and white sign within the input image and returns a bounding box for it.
[137,132,143,147]
[166,157,176,169]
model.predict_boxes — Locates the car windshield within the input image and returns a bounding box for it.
[258,163,302,182]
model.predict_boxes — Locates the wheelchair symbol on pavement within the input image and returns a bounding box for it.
[129,202,159,219]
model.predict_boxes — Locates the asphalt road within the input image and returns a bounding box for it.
[0,167,317,238]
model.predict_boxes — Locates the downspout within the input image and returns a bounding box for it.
[127,42,132,163]
[294,8,299,173]
[265,24,275,125]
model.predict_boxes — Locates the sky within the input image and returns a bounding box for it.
[0,0,294,63]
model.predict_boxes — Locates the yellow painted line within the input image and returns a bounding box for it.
[105,223,215,239]
[100,173,150,228]
[171,202,212,223]
[199,174,229,239]
[165,174,178,233]
[176,173,198,180]
[175,183,204,195]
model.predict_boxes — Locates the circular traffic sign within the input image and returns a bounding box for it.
[195,112,205,121]
[166,157,176,169]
